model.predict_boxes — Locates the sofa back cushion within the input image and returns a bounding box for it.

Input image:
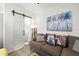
[68,36,79,49]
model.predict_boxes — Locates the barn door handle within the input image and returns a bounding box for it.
[23,30,25,36]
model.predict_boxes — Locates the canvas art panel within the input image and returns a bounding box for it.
[47,11,72,31]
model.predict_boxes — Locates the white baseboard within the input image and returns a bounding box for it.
[9,44,24,53]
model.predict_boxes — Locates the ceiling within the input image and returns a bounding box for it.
[0,3,79,15]
[20,3,79,15]
[0,3,59,14]
[20,3,59,14]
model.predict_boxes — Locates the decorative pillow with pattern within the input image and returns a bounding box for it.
[55,35,67,47]
[36,34,45,41]
[44,33,49,43]
[47,35,56,45]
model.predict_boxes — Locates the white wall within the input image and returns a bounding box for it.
[37,4,79,37]
[0,14,3,48]
[4,3,36,52]
[0,3,4,48]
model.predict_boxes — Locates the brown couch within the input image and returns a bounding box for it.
[30,34,79,56]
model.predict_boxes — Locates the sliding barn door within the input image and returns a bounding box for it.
[24,17,31,41]
[13,14,25,49]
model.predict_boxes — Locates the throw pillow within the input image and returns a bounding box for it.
[44,33,49,43]
[55,35,67,47]
[47,35,55,45]
[72,40,79,53]
[55,38,62,45]
[36,34,45,41]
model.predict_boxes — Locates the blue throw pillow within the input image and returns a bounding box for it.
[47,35,55,45]
[47,38,53,45]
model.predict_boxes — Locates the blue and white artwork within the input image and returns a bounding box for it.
[47,11,72,31]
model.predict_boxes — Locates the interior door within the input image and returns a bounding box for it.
[13,14,25,49]
[24,17,31,41]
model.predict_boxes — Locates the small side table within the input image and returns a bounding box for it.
[24,42,29,46]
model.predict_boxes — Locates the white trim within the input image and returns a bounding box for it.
[3,4,5,48]
[9,44,24,53]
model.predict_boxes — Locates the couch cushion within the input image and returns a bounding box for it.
[61,48,79,56]
[30,41,46,49]
[68,36,79,49]
[41,44,62,56]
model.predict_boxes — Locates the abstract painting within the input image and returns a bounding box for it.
[47,11,72,31]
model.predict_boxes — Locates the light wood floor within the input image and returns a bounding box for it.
[9,45,32,56]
